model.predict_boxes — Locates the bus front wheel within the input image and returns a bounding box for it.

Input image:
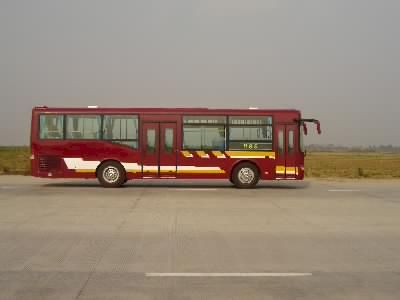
[97,161,126,188]
[232,162,259,189]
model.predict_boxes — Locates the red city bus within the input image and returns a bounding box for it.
[30,106,321,188]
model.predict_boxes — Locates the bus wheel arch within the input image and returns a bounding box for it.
[96,160,126,188]
[230,160,260,189]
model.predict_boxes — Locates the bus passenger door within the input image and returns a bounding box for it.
[275,124,298,179]
[285,124,298,179]
[142,123,159,177]
[159,123,177,177]
[141,122,177,178]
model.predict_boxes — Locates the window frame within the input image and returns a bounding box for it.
[278,129,284,155]
[38,114,65,140]
[102,114,139,148]
[288,129,294,154]
[227,115,273,151]
[181,114,275,151]
[182,115,227,151]
[38,113,141,149]
[146,127,156,153]
[65,114,103,140]
[164,127,174,153]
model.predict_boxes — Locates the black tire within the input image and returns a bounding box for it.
[232,162,259,189]
[97,161,126,188]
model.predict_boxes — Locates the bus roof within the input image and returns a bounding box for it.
[33,106,301,115]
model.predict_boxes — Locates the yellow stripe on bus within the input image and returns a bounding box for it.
[225,151,275,159]
[275,166,299,175]
[75,169,95,173]
[178,170,225,174]
[212,151,226,158]
[276,166,285,174]
[129,170,225,174]
[126,169,142,173]
[181,151,193,158]
[285,167,296,175]
[196,151,209,158]
[181,151,275,159]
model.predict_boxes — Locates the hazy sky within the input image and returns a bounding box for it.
[1,0,399,146]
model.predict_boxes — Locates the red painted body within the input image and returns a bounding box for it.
[30,107,313,182]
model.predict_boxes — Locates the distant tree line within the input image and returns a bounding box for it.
[306,144,400,153]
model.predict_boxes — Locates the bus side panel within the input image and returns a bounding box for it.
[32,139,142,179]
[176,151,228,179]
[176,151,276,180]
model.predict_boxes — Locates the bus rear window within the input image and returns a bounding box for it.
[39,115,64,139]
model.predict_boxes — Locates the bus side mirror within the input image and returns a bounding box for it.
[315,120,321,135]
[297,119,321,135]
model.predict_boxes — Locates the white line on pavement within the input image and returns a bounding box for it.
[145,272,312,277]
[328,189,361,192]
[168,188,218,191]
[0,186,17,189]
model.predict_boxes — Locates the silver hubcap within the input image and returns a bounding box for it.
[238,167,255,184]
[103,166,120,183]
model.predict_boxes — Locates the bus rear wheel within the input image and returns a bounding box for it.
[232,162,259,189]
[97,161,126,188]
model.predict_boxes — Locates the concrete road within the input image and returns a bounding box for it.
[0,176,400,299]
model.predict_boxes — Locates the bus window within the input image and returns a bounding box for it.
[300,125,305,153]
[182,116,226,150]
[228,116,273,150]
[183,126,201,149]
[183,126,225,150]
[103,115,138,148]
[278,130,284,155]
[39,115,64,139]
[164,128,173,153]
[229,127,271,140]
[288,130,294,153]
[147,129,156,153]
[66,115,101,139]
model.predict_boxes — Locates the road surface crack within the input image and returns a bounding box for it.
[74,189,144,299]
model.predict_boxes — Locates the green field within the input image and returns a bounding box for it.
[1,147,400,178]
[305,152,400,178]
[0,147,31,175]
